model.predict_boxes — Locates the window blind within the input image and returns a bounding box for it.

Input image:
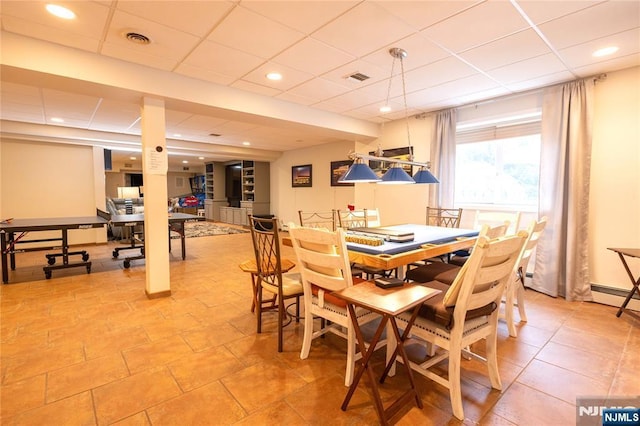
[456,120,541,144]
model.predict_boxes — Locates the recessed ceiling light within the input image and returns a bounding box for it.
[593,46,619,57]
[130,156,137,160]
[46,4,76,19]
[50,117,64,123]
[266,72,282,81]
[182,160,188,164]
[198,156,204,160]
[380,105,391,113]
[173,133,182,138]
[242,141,251,146]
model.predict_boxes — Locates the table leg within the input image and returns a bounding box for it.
[616,253,640,317]
[1,231,8,283]
[341,304,389,424]
[180,222,187,260]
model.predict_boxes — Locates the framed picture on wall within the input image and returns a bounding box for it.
[292,164,312,187]
[368,146,414,177]
[330,160,354,186]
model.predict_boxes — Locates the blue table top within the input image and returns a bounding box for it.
[346,224,478,255]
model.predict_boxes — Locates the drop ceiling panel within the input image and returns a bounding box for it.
[573,53,640,78]
[115,0,235,38]
[42,90,102,121]
[558,28,640,69]
[486,53,569,84]
[90,99,141,131]
[538,1,640,50]
[271,37,356,76]
[181,40,265,78]
[207,5,305,59]
[422,1,529,53]
[360,33,451,71]
[242,61,313,91]
[241,1,358,34]
[1,15,102,52]
[374,0,481,31]
[284,77,354,103]
[407,56,478,90]
[459,29,552,71]
[173,64,237,86]
[311,2,416,57]
[505,70,575,92]
[103,10,200,65]
[514,0,603,25]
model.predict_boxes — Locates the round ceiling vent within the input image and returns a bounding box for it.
[124,31,151,45]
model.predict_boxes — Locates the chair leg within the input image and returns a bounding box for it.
[516,281,527,322]
[300,303,314,359]
[256,278,263,334]
[505,280,517,338]
[486,325,502,391]
[277,292,284,352]
[345,323,355,387]
[448,340,464,420]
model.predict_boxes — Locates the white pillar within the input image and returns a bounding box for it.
[140,97,171,298]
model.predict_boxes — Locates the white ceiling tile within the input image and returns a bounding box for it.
[514,0,604,24]
[0,82,43,107]
[275,91,317,106]
[1,15,101,52]
[459,29,552,71]
[104,10,200,61]
[558,28,640,69]
[230,80,281,97]
[272,38,356,75]
[100,43,178,70]
[573,53,640,78]
[486,53,570,84]
[42,89,102,121]
[362,34,451,71]
[312,2,416,57]
[207,5,305,59]
[181,40,265,79]
[174,64,237,86]
[241,1,358,34]
[1,1,110,43]
[242,61,314,91]
[408,73,501,107]
[422,1,530,53]
[90,99,140,130]
[406,56,478,90]
[374,0,482,31]
[538,1,640,50]
[284,78,353,103]
[504,70,575,92]
[116,1,235,37]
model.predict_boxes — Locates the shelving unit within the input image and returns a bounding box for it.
[204,161,228,221]
[241,160,270,216]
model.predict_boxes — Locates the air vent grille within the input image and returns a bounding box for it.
[347,72,370,82]
[125,32,151,45]
[209,133,221,137]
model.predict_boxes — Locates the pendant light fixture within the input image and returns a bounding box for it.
[338,47,439,185]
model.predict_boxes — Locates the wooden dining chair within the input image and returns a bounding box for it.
[337,208,396,279]
[248,215,303,352]
[502,216,547,337]
[426,207,463,228]
[393,232,527,420]
[405,223,509,284]
[298,210,337,230]
[288,223,384,386]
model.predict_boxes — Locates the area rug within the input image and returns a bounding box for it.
[170,221,248,239]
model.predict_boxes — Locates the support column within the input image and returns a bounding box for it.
[140,97,171,298]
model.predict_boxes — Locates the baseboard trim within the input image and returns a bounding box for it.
[591,284,639,312]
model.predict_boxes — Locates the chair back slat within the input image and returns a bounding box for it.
[446,232,527,320]
[249,216,283,287]
[288,224,353,293]
[337,209,369,229]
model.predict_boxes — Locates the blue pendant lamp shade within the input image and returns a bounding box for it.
[413,166,439,184]
[379,163,415,184]
[338,158,381,183]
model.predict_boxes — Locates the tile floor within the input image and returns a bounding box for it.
[1,229,638,425]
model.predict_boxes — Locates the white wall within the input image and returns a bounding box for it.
[589,66,640,292]
[0,139,106,244]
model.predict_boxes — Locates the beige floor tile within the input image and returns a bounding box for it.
[122,334,193,374]
[535,341,620,381]
[2,391,95,426]
[147,381,246,425]
[489,382,575,425]
[222,361,308,414]
[46,353,129,402]
[168,345,244,391]
[92,367,182,424]
[0,374,46,418]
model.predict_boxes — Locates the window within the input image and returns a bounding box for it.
[454,120,541,209]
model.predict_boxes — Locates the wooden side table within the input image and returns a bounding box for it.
[607,248,640,317]
[332,281,441,425]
